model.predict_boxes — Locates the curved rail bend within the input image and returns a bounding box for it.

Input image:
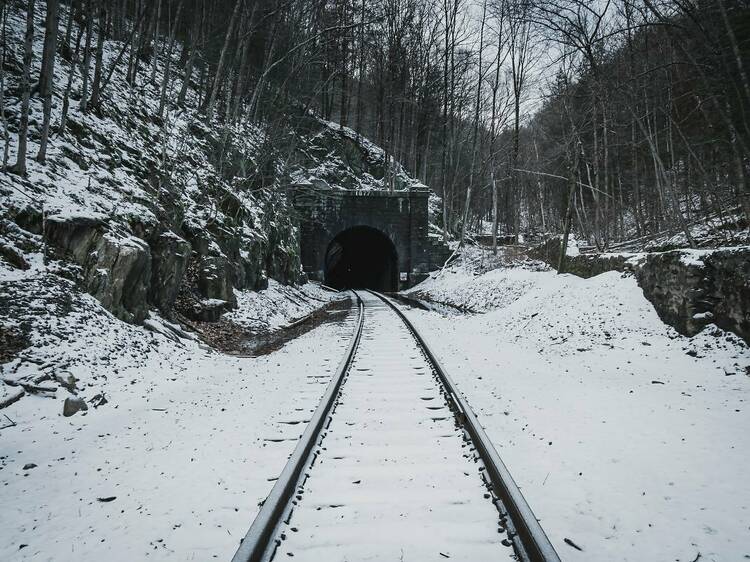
[370,290,561,562]
[231,292,364,562]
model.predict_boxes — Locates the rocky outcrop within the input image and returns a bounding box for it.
[0,243,29,270]
[704,250,750,340]
[528,236,632,278]
[10,204,43,235]
[149,232,191,312]
[197,255,236,306]
[529,237,750,343]
[44,214,107,264]
[85,234,152,324]
[44,215,151,323]
[42,214,184,323]
[636,248,750,341]
[34,205,305,325]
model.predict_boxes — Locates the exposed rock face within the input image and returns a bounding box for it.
[529,237,750,342]
[173,196,302,322]
[0,243,29,270]
[11,204,43,235]
[86,234,152,324]
[636,249,750,341]
[31,202,303,325]
[197,255,236,307]
[44,215,152,323]
[704,250,750,340]
[37,208,302,324]
[44,214,106,264]
[527,236,631,278]
[149,232,191,313]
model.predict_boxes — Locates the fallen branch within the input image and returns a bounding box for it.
[2,377,57,394]
[0,414,17,429]
[0,388,25,410]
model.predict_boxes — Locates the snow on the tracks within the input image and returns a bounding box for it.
[403,247,750,562]
[277,292,511,561]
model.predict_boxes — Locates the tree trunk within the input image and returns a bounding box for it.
[1,1,10,171]
[157,0,184,119]
[62,0,76,58]
[148,0,162,85]
[460,0,486,248]
[89,0,106,109]
[58,25,85,137]
[36,0,59,164]
[11,0,35,176]
[354,0,365,136]
[178,1,203,106]
[79,0,93,113]
[203,0,242,120]
[558,160,578,274]
[38,0,59,97]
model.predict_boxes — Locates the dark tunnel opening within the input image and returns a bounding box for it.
[324,226,398,292]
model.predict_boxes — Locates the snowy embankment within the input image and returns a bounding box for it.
[225,280,334,333]
[0,264,356,560]
[403,247,750,561]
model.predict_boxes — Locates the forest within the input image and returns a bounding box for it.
[2,0,749,251]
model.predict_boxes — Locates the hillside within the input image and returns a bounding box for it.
[0,2,427,408]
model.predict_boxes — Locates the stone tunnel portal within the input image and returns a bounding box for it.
[324,226,398,292]
[293,186,453,291]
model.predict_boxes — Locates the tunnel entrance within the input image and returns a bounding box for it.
[324,226,398,292]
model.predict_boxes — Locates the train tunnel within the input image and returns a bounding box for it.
[324,226,398,292]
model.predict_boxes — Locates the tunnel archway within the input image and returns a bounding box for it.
[324,226,398,292]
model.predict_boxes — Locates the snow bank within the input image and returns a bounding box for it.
[403,255,750,561]
[226,280,336,332]
[407,245,547,312]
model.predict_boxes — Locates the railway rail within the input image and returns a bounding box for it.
[232,290,561,562]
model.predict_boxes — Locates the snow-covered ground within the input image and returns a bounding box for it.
[225,280,335,333]
[0,253,355,560]
[406,246,546,312]
[402,247,750,561]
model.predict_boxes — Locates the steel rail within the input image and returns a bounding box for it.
[371,290,562,562]
[231,292,365,562]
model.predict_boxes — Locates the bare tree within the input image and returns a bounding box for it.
[89,0,107,109]
[79,0,93,113]
[1,1,11,170]
[10,0,35,176]
[37,0,60,163]
[203,0,243,120]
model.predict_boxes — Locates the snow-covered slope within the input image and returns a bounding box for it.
[0,1,425,331]
[403,247,750,561]
[0,280,357,561]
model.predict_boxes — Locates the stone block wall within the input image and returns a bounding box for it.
[293,187,444,289]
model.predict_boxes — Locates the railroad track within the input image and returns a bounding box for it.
[232,290,560,562]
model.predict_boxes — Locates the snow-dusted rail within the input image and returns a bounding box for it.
[232,290,560,562]
[374,290,561,562]
[231,292,365,562]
